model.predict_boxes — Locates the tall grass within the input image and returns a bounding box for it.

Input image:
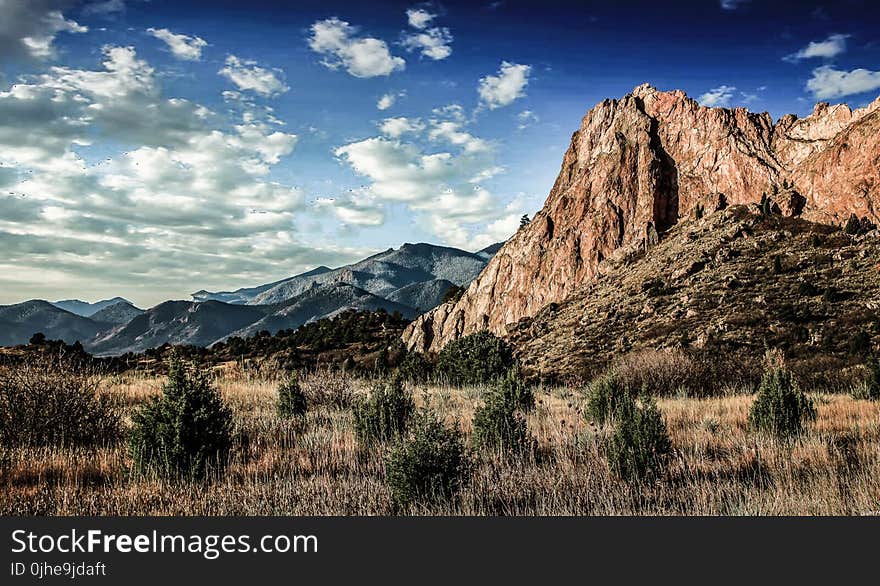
[1,367,879,515]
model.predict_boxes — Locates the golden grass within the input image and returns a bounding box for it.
[1,371,878,515]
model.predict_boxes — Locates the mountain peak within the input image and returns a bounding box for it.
[404,88,880,353]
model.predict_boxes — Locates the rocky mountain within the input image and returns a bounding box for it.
[224,283,416,341]
[89,301,145,325]
[51,297,134,317]
[0,300,110,345]
[191,266,332,304]
[509,205,880,380]
[88,300,270,355]
[403,85,880,353]
[248,243,491,306]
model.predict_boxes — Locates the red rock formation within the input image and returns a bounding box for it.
[403,85,880,353]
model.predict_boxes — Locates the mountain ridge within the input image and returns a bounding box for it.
[403,85,880,353]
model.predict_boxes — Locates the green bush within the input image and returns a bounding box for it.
[385,409,469,508]
[851,356,880,401]
[435,331,515,385]
[493,367,535,413]
[129,356,233,479]
[277,373,307,418]
[748,368,816,437]
[0,356,120,447]
[471,380,533,455]
[584,372,633,426]
[604,394,671,482]
[396,351,433,383]
[353,375,415,447]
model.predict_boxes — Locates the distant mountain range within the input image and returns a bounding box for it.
[0,242,500,355]
[51,297,135,317]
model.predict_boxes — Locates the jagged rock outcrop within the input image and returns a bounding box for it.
[404,85,880,353]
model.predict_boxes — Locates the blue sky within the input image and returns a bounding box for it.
[1,0,879,307]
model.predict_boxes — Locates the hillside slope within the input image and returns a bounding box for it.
[0,300,109,345]
[508,206,880,381]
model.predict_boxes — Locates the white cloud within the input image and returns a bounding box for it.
[219,55,289,97]
[698,85,736,107]
[478,61,532,109]
[378,117,425,138]
[784,33,849,62]
[315,189,385,226]
[0,1,88,61]
[0,45,360,304]
[806,65,880,99]
[333,107,515,249]
[517,109,539,129]
[406,8,435,30]
[308,17,405,78]
[402,8,453,60]
[377,93,396,110]
[147,28,208,61]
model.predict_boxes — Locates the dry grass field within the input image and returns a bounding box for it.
[2,367,879,516]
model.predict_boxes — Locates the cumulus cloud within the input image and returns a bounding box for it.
[308,17,405,78]
[332,107,516,249]
[219,55,289,97]
[698,85,736,107]
[806,65,880,99]
[147,27,208,61]
[0,44,367,305]
[378,117,425,138]
[315,189,385,226]
[477,61,531,109]
[784,33,849,62]
[402,7,453,60]
[377,92,397,110]
[0,1,87,61]
[406,8,435,29]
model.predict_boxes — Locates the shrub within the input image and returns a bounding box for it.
[435,331,515,385]
[612,349,736,398]
[604,394,671,482]
[584,372,633,426]
[493,367,535,413]
[396,351,433,383]
[849,331,872,357]
[748,368,816,437]
[471,385,533,455]
[851,356,880,401]
[0,355,120,447]
[277,373,307,418]
[385,409,469,508]
[353,375,415,447]
[129,356,233,479]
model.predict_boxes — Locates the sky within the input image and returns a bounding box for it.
[1,0,879,307]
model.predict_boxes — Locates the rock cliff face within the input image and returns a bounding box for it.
[403,85,880,353]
